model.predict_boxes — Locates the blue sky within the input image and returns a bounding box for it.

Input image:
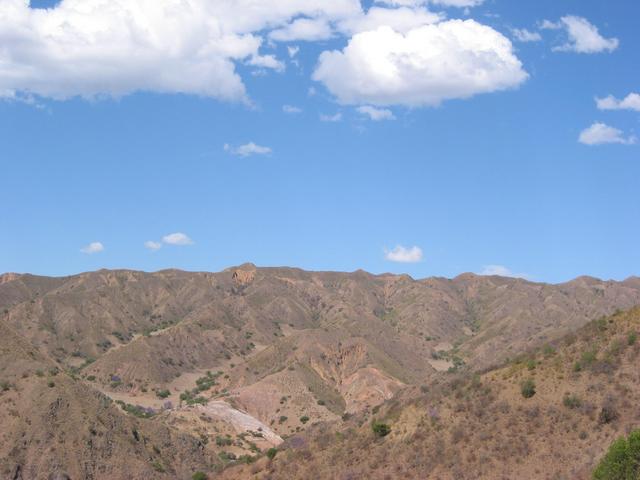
[1,0,638,282]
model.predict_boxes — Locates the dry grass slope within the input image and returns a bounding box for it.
[1,267,639,479]
[230,307,640,480]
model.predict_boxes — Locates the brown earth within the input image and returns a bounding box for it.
[223,307,640,480]
[1,266,639,479]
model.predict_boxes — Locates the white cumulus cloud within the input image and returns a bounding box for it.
[578,122,637,146]
[596,93,640,112]
[81,242,104,254]
[162,232,194,246]
[224,142,272,156]
[543,16,619,54]
[0,0,361,101]
[479,265,529,279]
[357,105,396,121]
[313,20,528,107]
[385,245,423,263]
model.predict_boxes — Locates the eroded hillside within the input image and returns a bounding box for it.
[1,266,639,479]
[225,307,640,480]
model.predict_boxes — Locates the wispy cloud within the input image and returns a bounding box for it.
[144,233,193,250]
[144,241,162,251]
[224,142,272,157]
[162,233,194,246]
[269,17,333,42]
[579,122,636,146]
[357,105,396,121]
[479,265,529,279]
[543,16,619,53]
[385,245,423,263]
[247,54,285,72]
[283,104,302,114]
[81,242,104,254]
[320,112,343,122]
[511,28,542,43]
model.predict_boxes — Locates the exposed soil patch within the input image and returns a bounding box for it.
[196,401,283,446]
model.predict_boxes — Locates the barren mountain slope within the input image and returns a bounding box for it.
[1,266,639,479]
[0,318,218,480]
[224,307,640,480]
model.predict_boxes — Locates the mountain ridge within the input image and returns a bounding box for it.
[3,265,638,286]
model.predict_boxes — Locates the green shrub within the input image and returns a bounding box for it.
[593,429,640,479]
[218,451,236,461]
[526,359,536,371]
[151,461,165,473]
[608,339,625,358]
[266,448,278,460]
[581,349,597,366]
[156,389,171,399]
[595,318,608,332]
[300,415,310,424]
[180,390,208,406]
[112,331,127,342]
[278,416,288,424]
[563,394,582,409]
[118,402,156,419]
[192,472,207,480]
[628,332,637,346]
[194,372,219,393]
[215,436,233,447]
[371,421,391,437]
[598,402,618,425]
[520,379,536,399]
[238,454,256,464]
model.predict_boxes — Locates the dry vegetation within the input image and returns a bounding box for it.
[1,267,639,479]
[224,308,640,480]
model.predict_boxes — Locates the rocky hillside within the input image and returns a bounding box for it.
[1,266,639,479]
[225,307,640,479]
[0,317,218,480]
